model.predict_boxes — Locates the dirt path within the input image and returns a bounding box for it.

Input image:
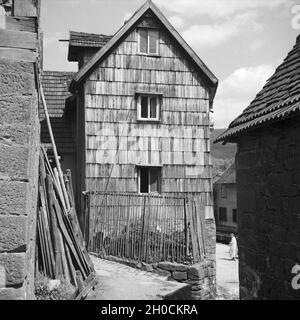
[216,243,239,299]
[87,256,190,300]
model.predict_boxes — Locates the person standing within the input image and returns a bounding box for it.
[229,233,238,260]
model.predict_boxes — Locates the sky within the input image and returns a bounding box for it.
[41,0,300,128]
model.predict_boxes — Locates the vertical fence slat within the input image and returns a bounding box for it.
[87,192,206,265]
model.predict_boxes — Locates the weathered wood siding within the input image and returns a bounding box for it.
[83,18,213,205]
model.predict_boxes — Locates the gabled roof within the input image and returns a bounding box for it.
[69,0,218,98]
[68,31,113,61]
[214,163,236,185]
[40,71,76,153]
[215,35,300,143]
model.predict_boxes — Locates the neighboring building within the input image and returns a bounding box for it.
[66,0,218,219]
[215,35,300,299]
[213,164,237,242]
[40,71,77,192]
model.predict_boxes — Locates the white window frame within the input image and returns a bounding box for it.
[137,94,160,121]
[138,28,159,55]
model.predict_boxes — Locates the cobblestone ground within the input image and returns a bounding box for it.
[216,243,239,300]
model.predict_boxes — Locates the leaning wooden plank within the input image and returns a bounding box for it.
[37,213,47,275]
[62,212,91,276]
[38,206,52,277]
[39,80,70,212]
[53,167,66,212]
[64,243,77,286]
[56,229,69,281]
[39,185,55,277]
[75,274,98,300]
[53,199,88,279]
[66,206,94,271]
[47,175,64,278]
[0,29,37,50]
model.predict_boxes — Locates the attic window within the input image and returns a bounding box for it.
[139,29,159,55]
[137,94,161,121]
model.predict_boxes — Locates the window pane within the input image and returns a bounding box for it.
[149,30,158,54]
[150,97,157,118]
[232,209,237,223]
[141,96,148,118]
[140,167,149,193]
[149,168,161,193]
[139,29,148,53]
[219,207,227,222]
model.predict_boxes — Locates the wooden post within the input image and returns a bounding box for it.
[139,196,146,262]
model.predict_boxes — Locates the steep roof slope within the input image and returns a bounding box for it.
[215,35,300,143]
[69,0,218,100]
[40,71,76,153]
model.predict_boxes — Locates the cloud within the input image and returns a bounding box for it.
[248,39,264,52]
[182,12,261,48]
[155,0,294,18]
[213,64,275,127]
[169,15,185,30]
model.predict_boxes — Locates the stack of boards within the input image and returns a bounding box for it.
[36,147,97,300]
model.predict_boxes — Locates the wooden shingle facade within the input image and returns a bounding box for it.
[68,1,218,216]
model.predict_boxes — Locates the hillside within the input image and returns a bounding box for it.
[211,129,237,180]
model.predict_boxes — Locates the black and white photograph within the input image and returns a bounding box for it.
[0,0,299,304]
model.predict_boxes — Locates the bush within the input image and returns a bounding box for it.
[35,272,76,300]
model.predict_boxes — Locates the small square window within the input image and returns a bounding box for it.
[139,28,159,55]
[138,167,161,194]
[137,95,160,121]
[219,207,227,222]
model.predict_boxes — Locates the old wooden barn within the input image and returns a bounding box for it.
[40,2,218,298]
[68,0,218,203]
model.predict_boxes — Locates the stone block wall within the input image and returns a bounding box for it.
[102,255,216,300]
[0,0,40,300]
[236,118,300,299]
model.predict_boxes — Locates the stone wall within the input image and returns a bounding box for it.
[0,0,40,300]
[101,255,216,300]
[236,117,300,299]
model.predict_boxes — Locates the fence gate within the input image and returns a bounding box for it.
[84,192,206,265]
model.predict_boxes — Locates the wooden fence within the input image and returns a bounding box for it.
[84,192,207,265]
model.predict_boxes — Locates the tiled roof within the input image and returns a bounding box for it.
[69,31,112,48]
[40,71,76,153]
[215,35,300,143]
[214,163,236,185]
